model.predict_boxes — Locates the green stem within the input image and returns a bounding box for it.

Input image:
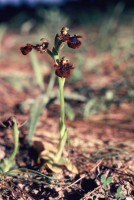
[47,49,54,59]
[58,77,65,123]
[47,42,68,163]
[9,120,19,161]
[54,77,68,162]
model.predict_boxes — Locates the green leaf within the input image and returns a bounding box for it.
[54,33,63,51]
[120,194,126,199]
[47,49,54,59]
[0,158,16,173]
[52,47,58,56]
[52,47,59,61]
[56,40,63,51]
[27,95,44,144]
[65,102,75,120]
[9,120,20,161]
[54,33,59,47]
[30,51,44,90]
[101,174,106,182]
[102,183,108,190]
[117,186,122,193]
[101,174,112,190]
[115,186,126,199]
[84,98,99,117]
[106,176,112,184]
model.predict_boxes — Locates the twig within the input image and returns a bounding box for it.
[90,159,103,172]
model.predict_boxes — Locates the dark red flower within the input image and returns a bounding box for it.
[58,27,82,49]
[54,57,74,78]
[20,38,49,55]
[34,38,49,53]
[67,35,82,49]
[20,43,33,55]
[58,34,70,42]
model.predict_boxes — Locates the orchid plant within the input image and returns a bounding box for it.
[20,27,82,172]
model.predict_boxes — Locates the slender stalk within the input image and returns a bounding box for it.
[58,77,65,123]
[54,77,68,162]
[47,40,69,163]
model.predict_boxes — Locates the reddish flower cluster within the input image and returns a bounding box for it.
[20,38,49,55]
[58,27,82,49]
[54,57,74,78]
[20,27,82,78]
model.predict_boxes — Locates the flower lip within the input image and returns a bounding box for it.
[59,65,68,71]
[69,37,78,43]
[67,35,82,49]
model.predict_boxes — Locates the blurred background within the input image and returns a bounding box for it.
[0,3,133,199]
[1,0,134,25]
[0,0,134,119]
